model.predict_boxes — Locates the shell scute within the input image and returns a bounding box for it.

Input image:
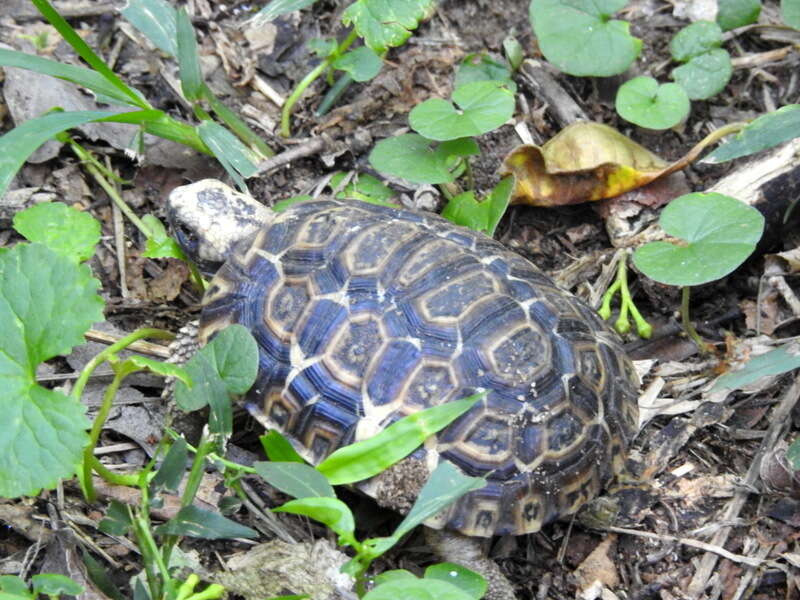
[200,198,639,536]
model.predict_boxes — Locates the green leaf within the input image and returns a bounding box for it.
[503,37,524,71]
[333,46,383,82]
[632,192,765,286]
[0,110,116,200]
[454,53,516,92]
[788,438,800,470]
[307,37,338,59]
[151,439,189,492]
[441,176,512,236]
[124,355,191,386]
[373,570,417,586]
[364,576,475,600]
[711,345,800,392]
[0,243,103,497]
[410,81,515,141]
[274,497,357,547]
[141,214,188,260]
[32,0,148,108]
[98,500,133,536]
[391,461,485,541]
[425,563,487,600]
[81,552,126,600]
[273,195,313,212]
[317,394,482,485]
[369,134,479,184]
[197,120,259,188]
[250,0,318,25]
[173,325,258,435]
[783,0,800,28]
[176,8,203,100]
[155,505,258,539]
[121,0,178,55]
[669,21,723,62]
[342,0,436,54]
[615,76,690,130]
[202,325,259,394]
[703,104,800,163]
[13,202,100,262]
[0,48,143,107]
[717,0,761,30]
[31,574,84,597]
[530,0,642,77]
[254,461,336,499]
[329,172,395,205]
[0,575,30,597]
[261,430,307,463]
[671,49,732,100]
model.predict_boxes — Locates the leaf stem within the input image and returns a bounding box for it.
[72,328,174,400]
[82,367,128,501]
[281,30,359,137]
[66,139,150,236]
[680,286,714,354]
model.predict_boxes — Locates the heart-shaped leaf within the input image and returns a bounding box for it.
[409,81,514,141]
[369,134,479,184]
[530,0,642,77]
[616,76,690,130]
[633,192,765,286]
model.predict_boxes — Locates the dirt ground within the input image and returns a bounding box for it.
[1,0,800,599]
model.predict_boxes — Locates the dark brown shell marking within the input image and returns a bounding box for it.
[199,198,639,537]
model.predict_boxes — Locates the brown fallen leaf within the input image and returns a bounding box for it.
[574,534,620,593]
[500,121,738,207]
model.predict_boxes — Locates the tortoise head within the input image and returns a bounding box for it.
[167,179,273,274]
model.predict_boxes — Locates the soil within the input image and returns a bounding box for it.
[1,0,799,599]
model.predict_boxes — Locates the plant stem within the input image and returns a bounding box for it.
[72,328,174,399]
[82,367,129,501]
[281,29,358,137]
[680,286,714,353]
[67,140,150,236]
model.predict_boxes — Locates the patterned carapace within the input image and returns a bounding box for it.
[198,198,639,537]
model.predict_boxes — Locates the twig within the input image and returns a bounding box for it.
[254,136,330,176]
[111,189,129,298]
[604,525,775,569]
[85,329,172,359]
[686,375,799,597]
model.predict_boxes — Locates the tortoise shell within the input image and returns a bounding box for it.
[199,198,639,537]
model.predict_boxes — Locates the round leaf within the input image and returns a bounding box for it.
[717,0,761,30]
[13,202,100,262]
[0,242,102,497]
[669,21,723,62]
[454,53,516,92]
[530,0,642,77]
[632,192,765,286]
[425,563,487,600]
[783,0,800,28]
[616,76,690,130]
[409,81,514,141]
[672,49,732,100]
[369,134,477,184]
[364,578,474,600]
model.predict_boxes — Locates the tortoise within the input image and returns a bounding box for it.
[167,179,640,594]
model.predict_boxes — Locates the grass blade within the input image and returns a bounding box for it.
[0,49,141,107]
[31,0,148,109]
[121,0,178,55]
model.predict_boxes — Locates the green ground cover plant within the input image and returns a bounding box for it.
[252,0,436,136]
[529,0,800,129]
